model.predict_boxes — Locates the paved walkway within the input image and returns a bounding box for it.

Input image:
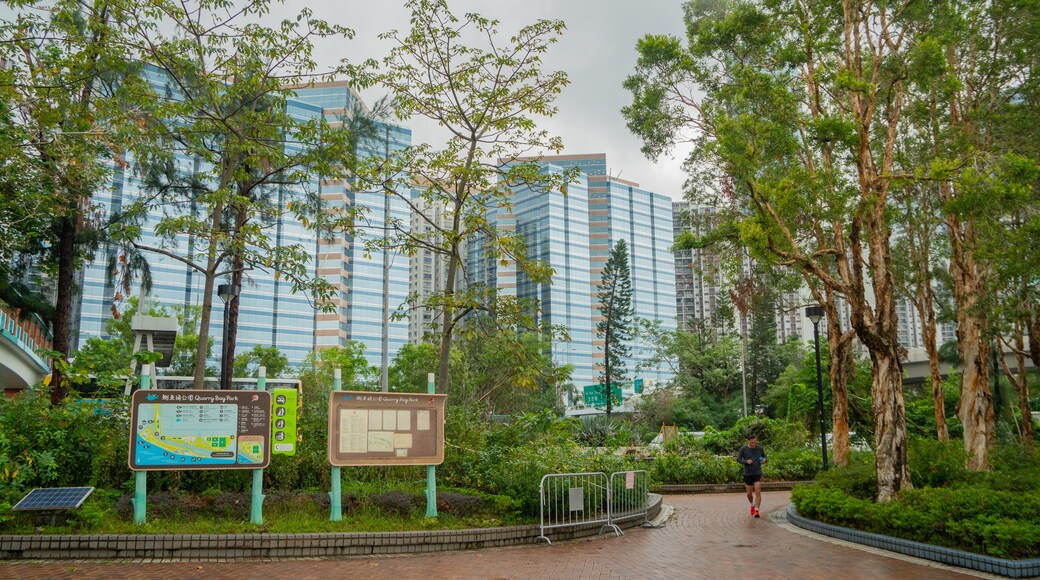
[0,492,986,579]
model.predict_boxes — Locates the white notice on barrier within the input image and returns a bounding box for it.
[568,487,584,512]
[626,471,635,489]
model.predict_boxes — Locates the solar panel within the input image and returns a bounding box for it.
[13,487,94,511]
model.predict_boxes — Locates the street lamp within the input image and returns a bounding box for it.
[218,283,240,390]
[805,305,828,471]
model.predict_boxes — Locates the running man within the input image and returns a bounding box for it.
[736,434,767,517]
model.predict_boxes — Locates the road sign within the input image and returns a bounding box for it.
[328,391,446,467]
[634,378,644,394]
[271,388,298,456]
[583,384,622,408]
[129,389,271,471]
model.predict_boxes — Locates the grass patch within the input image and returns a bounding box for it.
[0,487,532,535]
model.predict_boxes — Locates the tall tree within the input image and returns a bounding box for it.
[597,240,634,419]
[624,0,928,500]
[112,0,349,387]
[1,0,151,402]
[344,0,575,394]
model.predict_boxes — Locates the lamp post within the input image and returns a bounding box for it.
[218,283,239,390]
[805,305,828,471]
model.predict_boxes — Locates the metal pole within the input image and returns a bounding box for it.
[329,368,343,521]
[220,298,231,390]
[380,125,390,393]
[740,312,748,418]
[133,364,152,525]
[249,366,266,525]
[813,322,828,471]
[425,372,438,518]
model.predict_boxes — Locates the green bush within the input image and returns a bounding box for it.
[698,416,809,455]
[792,483,1040,559]
[812,456,878,500]
[907,438,972,488]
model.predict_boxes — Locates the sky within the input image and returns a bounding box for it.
[279,0,694,199]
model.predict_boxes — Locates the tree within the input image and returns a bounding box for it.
[112,0,350,388]
[344,0,575,394]
[448,325,571,417]
[388,342,438,393]
[624,0,927,500]
[0,0,152,402]
[597,240,634,419]
[233,345,289,380]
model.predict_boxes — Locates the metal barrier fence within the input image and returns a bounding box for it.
[535,470,649,545]
[609,470,649,526]
[535,472,613,544]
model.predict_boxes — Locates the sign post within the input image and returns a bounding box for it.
[329,368,343,522]
[425,372,437,518]
[132,364,152,525]
[249,367,267,525]
[327,390,446,467]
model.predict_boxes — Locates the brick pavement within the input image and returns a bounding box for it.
[0,492,982,580]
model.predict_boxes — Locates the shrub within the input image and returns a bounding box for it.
[211,492,249,519]
[812,457,878,500]
[436,492,482,517]
[907,438,971,488]
[792,483,1040,559]
[369,491,422,517]
[698,416,808,455]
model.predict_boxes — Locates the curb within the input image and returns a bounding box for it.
[0,495,661,561]
[653,481,812,494]
[785,504,1040,579]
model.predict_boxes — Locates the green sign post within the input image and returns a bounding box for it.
[271,388,298,456]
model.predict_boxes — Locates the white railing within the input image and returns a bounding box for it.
[608,470,649,526]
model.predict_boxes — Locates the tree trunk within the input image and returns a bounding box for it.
[826,313,854,467]
[948,216,994,470]
[957,320,993,470]
[223,203,248,389]
[871,345,913,503]
[917,288,948,441]
[49,214,79,404]
[1004,328,1032,447]
[192,200,224,388]
[436,239,459,395]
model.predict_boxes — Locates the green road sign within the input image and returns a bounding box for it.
[583,384,622,408]
[634,378,644,394]
[271,388,298,456]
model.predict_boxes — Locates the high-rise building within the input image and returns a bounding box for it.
[284,82,412,369]
[407,196,465,344]
[73,73,410,371]
[470,154,678,395]
[586,170,677,387]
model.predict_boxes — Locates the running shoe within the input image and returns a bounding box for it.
[753,507,760,518]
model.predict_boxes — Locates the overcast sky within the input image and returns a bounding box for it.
[285,0,693,199]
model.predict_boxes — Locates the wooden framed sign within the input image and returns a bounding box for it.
[129,390,271,471]
[327,391,446,466]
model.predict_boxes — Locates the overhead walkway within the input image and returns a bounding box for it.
[0,307,51,395]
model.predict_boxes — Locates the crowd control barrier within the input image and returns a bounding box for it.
[535,470,649,545]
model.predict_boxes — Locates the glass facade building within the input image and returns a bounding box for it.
[73,72,410,372]
[468,154,677,397]
[586,171,677,387]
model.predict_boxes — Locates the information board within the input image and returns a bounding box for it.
[327,391,446,466]
[129,389,271,471]
[271,388,298,456]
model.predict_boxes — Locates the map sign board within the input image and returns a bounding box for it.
[327,391,446,467]
[271,388,298,456]
[129,390,271,471]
